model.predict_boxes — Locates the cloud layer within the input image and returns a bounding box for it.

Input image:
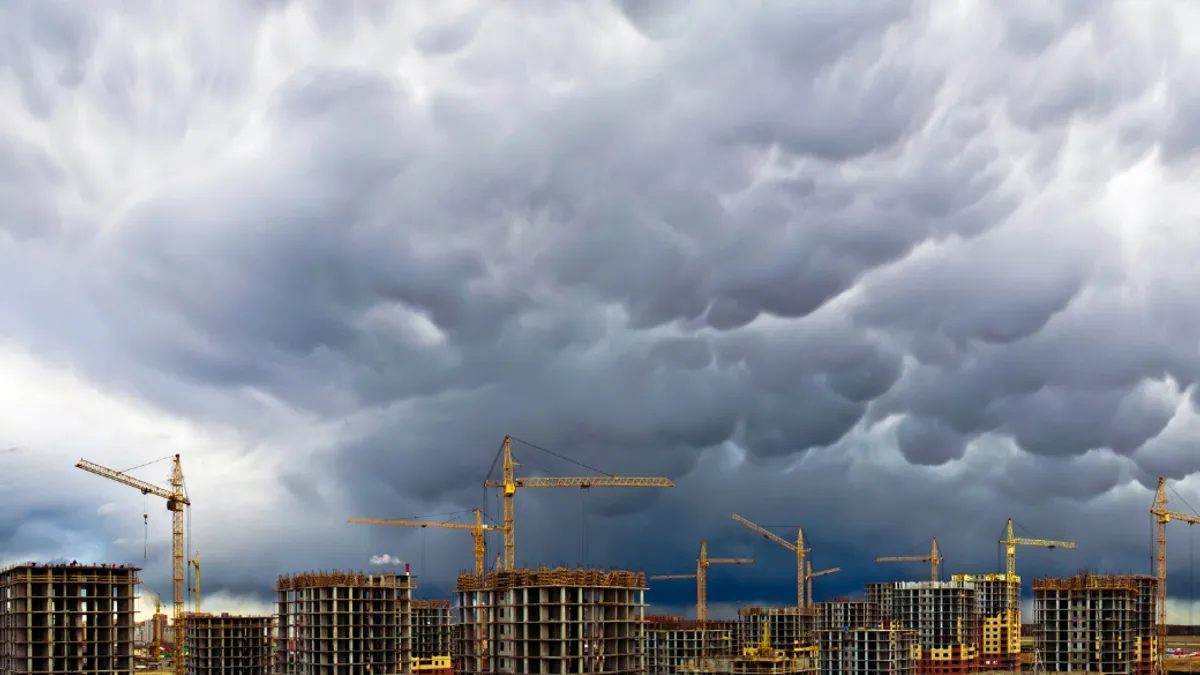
[4,0,1200,621]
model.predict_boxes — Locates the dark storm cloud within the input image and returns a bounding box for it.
[5,0,1200,615]
[896,416,966,467]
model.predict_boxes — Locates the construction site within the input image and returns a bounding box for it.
[184,612,272,675]
[0,438,1198,675]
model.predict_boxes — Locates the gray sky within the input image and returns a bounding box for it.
[3,0,1200,623]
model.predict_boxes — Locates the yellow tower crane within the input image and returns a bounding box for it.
[77,454,189,675]
[349,509,501,575]
[483,435,674,570]
[1151,476,1200,673]
[730,513,809,607]
[875,537,943,581]
[191,552,200,613]
[999,518,1075,630]
[650,540,753,623]
[804,561,840,607]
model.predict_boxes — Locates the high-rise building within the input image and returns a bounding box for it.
[0,562,140,674]
[454,566,646,675]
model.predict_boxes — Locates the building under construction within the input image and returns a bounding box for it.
[1033,572,1157,675]
[183,612,271,675]
[818,627,916,675]
[0,562,140,675]
[952,573,1021,671]
[737,606,819,655]
[678,622,818,675]
[892,580,978,675]
[865,583,896,624]
[646,616,737,674]
[453,567,646,675]
[412,599,454,675]
[816,599,881,632]
[274,570,413,675]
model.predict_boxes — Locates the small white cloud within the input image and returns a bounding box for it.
[370,553,404,565]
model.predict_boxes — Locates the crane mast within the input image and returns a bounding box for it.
[349,509,500,575]
[875,537,943,581]
[651,540,752,623]
[76,454,190,675]
[804,561,839,607]
[731,513,809,607]
[483,435,674,570]
[1151,476,1200,674]
[999,518,1075,634]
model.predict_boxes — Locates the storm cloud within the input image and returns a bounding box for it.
[4,0,1200,620]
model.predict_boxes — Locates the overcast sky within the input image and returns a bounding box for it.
[5,0,1200,625]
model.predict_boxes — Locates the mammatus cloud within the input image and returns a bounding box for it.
[4,0,1200,621]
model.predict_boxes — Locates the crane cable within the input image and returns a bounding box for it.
[143,493,149,562]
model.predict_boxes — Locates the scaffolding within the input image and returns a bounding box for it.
[1033,572,1157,675]
[184,612,271,675]
[0,562,140,675]
[453,566,646,675]
[274,570,413,675]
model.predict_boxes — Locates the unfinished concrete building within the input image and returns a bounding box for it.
[274,570,413,675]
[0,562,139,675]
[737,606,819,654]
[1033,573,1157,675]
[184,612,271,675]
[678,627,817,675]
[815,599,881,632]
[1132,575,1157,675]
[818,627,916,675]
[412,599,454,659]
[892,580,978,675]
[454,567,646,675]
[865,583,896,624]
[646,616,737,675]
[952,573,1020,671]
